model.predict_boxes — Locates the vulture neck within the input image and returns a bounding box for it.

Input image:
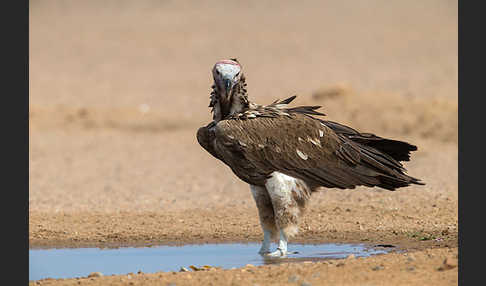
[211,76,250,122]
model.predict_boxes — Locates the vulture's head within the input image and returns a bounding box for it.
[212,59,242,100]
[210,58,248,121]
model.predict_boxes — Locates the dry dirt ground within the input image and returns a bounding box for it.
[29,1,458,285]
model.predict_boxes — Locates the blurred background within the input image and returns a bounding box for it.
[29,0,457,213]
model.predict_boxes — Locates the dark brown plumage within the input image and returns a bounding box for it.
[197,59,424,257]
[198,94,423,191]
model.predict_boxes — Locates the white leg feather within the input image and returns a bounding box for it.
[263,172,308,257]
[251,173,310,257]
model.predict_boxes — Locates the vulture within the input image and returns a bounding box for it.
[197,58,424,257]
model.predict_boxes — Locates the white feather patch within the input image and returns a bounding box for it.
[296,149,308,160]
[307,137,322,147]
[265,172,296,205]
[319,130,324,137]
[265,172,307,206]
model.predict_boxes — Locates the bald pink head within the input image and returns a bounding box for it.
[214,59,241,66]
[212,59,243,97]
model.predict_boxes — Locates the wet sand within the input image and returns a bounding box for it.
[30,0,457,285]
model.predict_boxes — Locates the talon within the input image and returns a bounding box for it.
[265,248,287,257]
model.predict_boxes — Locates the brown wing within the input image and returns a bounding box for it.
[213,113,423,190]
[197,121,226,163]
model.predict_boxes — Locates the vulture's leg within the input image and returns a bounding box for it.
[249,185,278,255]
[264,172,311,257]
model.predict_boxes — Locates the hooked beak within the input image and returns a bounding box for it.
[224,78,232,96]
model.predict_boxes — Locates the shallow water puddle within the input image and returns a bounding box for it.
[29,243,391,281]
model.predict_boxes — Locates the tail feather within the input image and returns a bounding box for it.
[323,120,417,162]
[350,134,417,162]
[319,119,425,189]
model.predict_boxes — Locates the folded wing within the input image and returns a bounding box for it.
[212,111,423,191]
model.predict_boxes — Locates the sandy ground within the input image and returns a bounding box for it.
[29,0,458,285]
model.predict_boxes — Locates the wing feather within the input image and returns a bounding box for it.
[211,112,423,190]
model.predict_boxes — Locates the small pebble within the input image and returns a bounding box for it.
[336,262,345,267]
[438,256,458,271]
[372,265,384,271]
[87,272,103,278]
[288,275,300,282]
[406,254,416,262]
[444,257,458,268]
